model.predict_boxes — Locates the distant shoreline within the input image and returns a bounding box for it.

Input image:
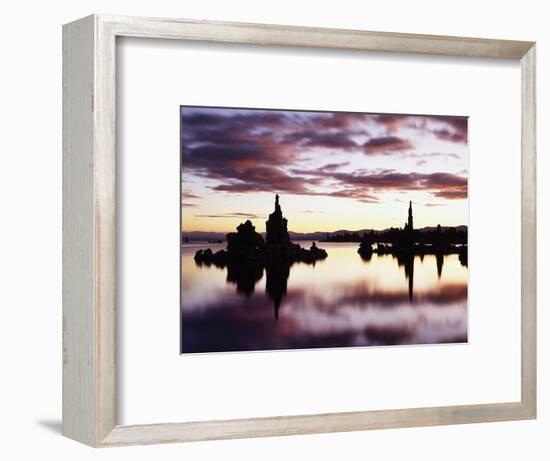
[181,225,468,243]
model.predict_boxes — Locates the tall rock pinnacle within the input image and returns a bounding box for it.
[266,194,290,245]
[408,200,413,232]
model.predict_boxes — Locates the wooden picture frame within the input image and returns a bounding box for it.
[62,14,537,447]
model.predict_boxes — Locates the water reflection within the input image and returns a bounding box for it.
[436,252,444,278]
[226,261,264,297]
[212,258,292,320]
[181,242,468,353]
[265,261,290,320]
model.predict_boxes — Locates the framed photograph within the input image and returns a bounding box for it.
[63,15,536,447]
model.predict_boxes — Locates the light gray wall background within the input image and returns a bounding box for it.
[0,1,546,458]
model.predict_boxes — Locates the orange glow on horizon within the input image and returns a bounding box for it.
[181,193,467,234]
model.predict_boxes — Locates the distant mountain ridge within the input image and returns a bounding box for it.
[182,225,468,242]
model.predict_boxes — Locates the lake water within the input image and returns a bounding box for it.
[181,242,468,353]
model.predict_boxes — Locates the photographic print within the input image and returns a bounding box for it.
[181,106,468,354]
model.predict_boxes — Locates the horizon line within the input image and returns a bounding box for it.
[181,224,469,234]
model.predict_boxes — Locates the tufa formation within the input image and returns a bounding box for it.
[194,194,327,266]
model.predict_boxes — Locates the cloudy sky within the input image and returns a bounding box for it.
[181,106,468,233]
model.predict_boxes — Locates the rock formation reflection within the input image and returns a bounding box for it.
[184,244,468,353]
[265,260,290,320]
[217,258,291,320]
[225,261,264,297]
[396,254,415,302]
[436,252,444,279]
[198,249,450,316]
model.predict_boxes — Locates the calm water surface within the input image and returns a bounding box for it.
[181,242,468,353]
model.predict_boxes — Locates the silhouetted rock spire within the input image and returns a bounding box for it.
[195,194,327,268]
[404,201,414,233]
[266,194,290,246]
[408,201,413,231]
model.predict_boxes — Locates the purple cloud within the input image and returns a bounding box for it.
[181,107,467,202]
